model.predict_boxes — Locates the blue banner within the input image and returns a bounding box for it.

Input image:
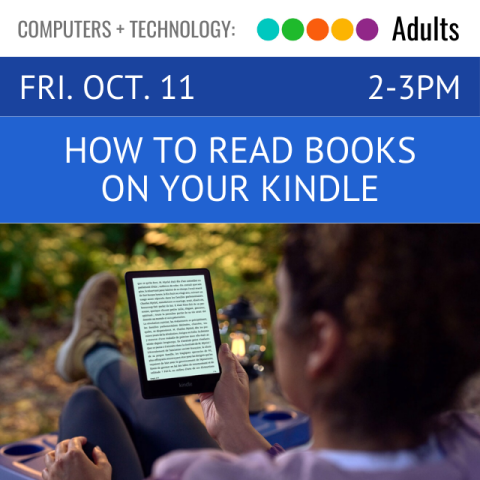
[1,57,476,117]
[1,116,478,222]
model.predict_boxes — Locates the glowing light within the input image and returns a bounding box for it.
[231,335,246,357]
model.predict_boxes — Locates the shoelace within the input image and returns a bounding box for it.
[85,309,115,337]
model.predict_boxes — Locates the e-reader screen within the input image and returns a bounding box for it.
[131,274,220,381]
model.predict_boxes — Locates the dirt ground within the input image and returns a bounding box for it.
[0,323,139,446]
[0,324,88,445]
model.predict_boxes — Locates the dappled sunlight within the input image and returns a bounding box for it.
[0,224,282,442]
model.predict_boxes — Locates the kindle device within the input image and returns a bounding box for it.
[125,269,222,399]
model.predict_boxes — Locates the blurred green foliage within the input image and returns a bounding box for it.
[0,316,11,343]
[0,224,283,346]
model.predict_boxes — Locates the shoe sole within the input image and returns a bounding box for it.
[55,272,117,382]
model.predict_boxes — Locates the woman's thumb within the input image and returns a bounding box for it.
[218,343,236,375]
[92,446,109,468]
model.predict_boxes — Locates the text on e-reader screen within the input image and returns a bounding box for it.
[132,275,219,381]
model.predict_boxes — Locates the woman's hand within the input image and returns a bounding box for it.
[199,343,271,454]
[43,437,111,480]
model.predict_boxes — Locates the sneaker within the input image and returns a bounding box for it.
[56,272,119,382]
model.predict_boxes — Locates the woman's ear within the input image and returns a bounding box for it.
[305,311,343,380]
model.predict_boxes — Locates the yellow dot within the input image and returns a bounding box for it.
[331,18,354,41]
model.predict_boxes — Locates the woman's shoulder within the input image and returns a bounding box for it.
[149,414,480,480]
[150,448,275,480]
[149,447,334,480]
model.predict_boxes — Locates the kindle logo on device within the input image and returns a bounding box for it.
[179,382,193,387]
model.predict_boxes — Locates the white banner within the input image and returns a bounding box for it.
[0,0,478,57]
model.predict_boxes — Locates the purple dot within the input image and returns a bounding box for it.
[356,19,378,41]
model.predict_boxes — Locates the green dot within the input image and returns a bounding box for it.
[257,19,279,41]
[282,18,304,41]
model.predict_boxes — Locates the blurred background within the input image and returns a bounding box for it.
[0,224,283,444]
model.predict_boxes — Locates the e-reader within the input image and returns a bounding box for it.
[125,269,222,399]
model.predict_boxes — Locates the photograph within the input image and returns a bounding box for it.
[1,224,480,480]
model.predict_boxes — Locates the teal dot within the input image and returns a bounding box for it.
[282,18,304,41]
[257,18,279,41]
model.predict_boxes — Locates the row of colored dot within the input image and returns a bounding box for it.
[258,18,379,41]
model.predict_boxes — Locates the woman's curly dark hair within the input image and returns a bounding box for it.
[284,225,480,443]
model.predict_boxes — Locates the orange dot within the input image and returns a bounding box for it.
[331,18,354,41]
[307,18,329,41]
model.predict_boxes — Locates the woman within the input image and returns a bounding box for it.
[44,225,480,480]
